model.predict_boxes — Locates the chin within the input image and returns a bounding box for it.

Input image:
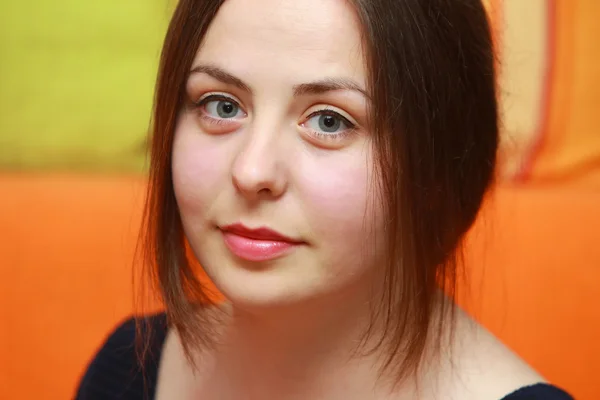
[202,256,319,310]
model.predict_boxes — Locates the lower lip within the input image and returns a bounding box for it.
[221,231,299,262]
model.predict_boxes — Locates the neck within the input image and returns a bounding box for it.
[208,284,401,399]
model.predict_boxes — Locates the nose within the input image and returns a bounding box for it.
[231,126,288,201]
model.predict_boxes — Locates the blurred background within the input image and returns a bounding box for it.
[0,0,598,399]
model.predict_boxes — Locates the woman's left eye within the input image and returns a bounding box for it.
[303,111,355,137]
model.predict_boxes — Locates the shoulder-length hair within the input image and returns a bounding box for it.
[138,0,498,383]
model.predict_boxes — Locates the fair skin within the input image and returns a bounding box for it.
[157,0,544,398]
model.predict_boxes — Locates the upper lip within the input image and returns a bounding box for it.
[220,223,304,243]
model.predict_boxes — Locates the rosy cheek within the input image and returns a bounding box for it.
[171,125,228,212]
[297,151,375,239]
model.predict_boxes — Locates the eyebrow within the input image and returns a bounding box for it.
[293,78,369,98]
[189,64,369,98]
[189,64,252,93]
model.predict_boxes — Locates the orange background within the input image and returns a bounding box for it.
[491,0,600,184]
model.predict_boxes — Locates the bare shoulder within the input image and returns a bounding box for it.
[435,309,545,400]
[155,324,192,399]
[155,306,226,400]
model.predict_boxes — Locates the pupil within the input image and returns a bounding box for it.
[319,114,340,132]
[218,101,236,117]
[323,115,335,127]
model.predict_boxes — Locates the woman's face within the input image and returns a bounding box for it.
[172,0,384,308]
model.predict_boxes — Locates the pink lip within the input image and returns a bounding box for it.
[220,223,303,262]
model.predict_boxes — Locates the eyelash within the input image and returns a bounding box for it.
[192,94,358,140]
[194,94,242,126]
[302,108,357,140]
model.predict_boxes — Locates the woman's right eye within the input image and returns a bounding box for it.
[197,95,245,120]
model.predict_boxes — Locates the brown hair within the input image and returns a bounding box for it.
[138,0,498,384]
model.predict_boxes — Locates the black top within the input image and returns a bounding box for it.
[75,313,574,400]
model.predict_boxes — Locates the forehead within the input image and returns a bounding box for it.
[195,0,366,84]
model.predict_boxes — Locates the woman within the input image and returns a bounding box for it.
[77,0,573,399]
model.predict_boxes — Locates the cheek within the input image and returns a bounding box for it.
[171,122,229,216]
[297,147,380,252]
